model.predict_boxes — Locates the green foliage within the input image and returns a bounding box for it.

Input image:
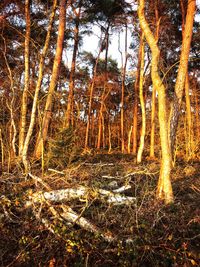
[45,127,81,169]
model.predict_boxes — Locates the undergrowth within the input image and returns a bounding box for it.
[0,155,200,267]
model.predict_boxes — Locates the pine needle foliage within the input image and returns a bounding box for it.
[45,127,80,169]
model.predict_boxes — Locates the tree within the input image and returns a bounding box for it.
[22,0,58,171]
[169,0,196,157]
[18,0,31,157]
[138,0,174,204]
[35,0,67,158]
[149,0,160,159]
[137,32,145,163]
[64,0,82,128]
[118,24,128,153]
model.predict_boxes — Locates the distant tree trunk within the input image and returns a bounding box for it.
[132,36,143,155]
[35,0,67,158]
[22,0,57,171]
[2,36,17,161]
[169,0,196,156]
[137,32,145,163]
[108,122,112,153]
[97,25,110,150]
[64,2,82,128]
[119,25,128,153]
[84,42,103,150]
[138,0,174,204]
[149,0,160,159]
[19,0,30,157]
[127,125,133,154]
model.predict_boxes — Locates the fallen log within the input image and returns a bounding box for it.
[26,185,135,206]
[26,173,136,243]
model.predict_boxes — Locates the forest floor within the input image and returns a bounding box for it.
[0,153,200,267]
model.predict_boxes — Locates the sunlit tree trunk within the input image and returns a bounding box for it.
[64,2,82,128]
[22,0,57,171]
[194,79,200,139]
[150,0,160,159]
[35,0,67,158]
[180,0,193,159]
[138,0,174,204]
[137,32,145,163]
[19,0,30,157]
[108,122,112,153]
[185,74,193,158]
[127,125,133,154]
[169,0,196,156]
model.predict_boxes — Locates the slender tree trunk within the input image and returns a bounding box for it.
[180,0,193,159]
[19,0,31,157]
[108,122,112,153]
[97,26,109,150]
[150,85,156,158]
[127,125,133,154]
[64,3,81,128]
[185,74,192,158]
[137,33,145,163]
[138,0,174,204]
[119,25,128,153]
[84,42,103,150]
[22,0,57,171]
[194,79,200,139]
[169,0,196,155]
[150,0,160,159]
[132,38,142,155]
[2,36,17,160]
[35,0,67,158]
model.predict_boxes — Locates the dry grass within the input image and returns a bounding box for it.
[0,154,200,266]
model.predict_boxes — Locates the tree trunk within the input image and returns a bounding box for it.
[180,0,193,159]
[97,26,110,150]
[19,0,30,157]
[132,37,143,155]
[119,25,128,153]
[64,3,81,128]
[22,0,57,171]
[169,0,196,155]
[137,32,145,163]
[194,79,200,139]
[84,40,103,150]
[138,0,174,204]
[35,0,67,158]
[149,0,160,159]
